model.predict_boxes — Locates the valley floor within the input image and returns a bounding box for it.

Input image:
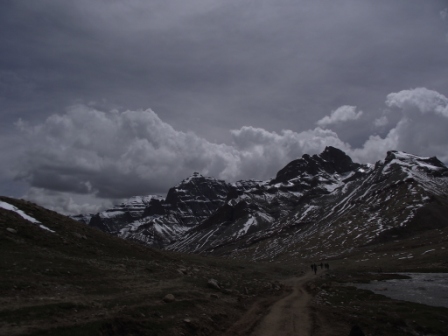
[225,266,448,336]
[225,268,347,336]
[2,195,448,335]
[251,273,313,336]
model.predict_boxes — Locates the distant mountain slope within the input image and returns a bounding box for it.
[168,146,370,255]
[0,196,293,335]
[87,172,231,247]
[0,196,166,260]
[75,147,448,261]
[168,150,448,260]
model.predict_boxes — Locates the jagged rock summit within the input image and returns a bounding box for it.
[272,146,360,184]
[87,172,230,247]
[76,147,448,261]
[169,147,371,256]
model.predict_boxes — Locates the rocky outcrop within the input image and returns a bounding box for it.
[88,195,163,233]
[168,147,370,254]
[271,146,360,185]
[84,173,231,247]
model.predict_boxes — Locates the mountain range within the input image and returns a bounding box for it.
[3,146,448,336]
[73,147,448,261]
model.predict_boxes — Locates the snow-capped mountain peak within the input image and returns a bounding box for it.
[384,150,447,175]
[74,148,448,261]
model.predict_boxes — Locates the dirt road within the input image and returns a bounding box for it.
[224,271,319,336]
[250,272,315,336]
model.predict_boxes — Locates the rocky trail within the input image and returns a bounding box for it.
[225,270,334,336]
[252,272,315,336]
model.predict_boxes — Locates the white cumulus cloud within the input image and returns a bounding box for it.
[14,104,354,212]
[230,126,351,179]
[385,87,448,116]
[15,105,245,199]
[13,87,448,214]
[316,105,363,127]
[354,88,448,163]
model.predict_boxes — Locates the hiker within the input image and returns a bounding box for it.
[320,262,323,269]
[313,264,317,275]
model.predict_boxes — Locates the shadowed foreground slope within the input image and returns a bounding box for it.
[0,196,294,336]
[2,195,448,336]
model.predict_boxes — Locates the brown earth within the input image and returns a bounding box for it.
[2,196,448,335]
[225,268,348,336]
[250,272,314,336]
[0,196,301,335]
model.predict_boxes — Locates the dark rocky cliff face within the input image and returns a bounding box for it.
[168,147,369,254]
[88,195,162,233]
[271,146,361,185]
[163,172,231,226]
[167,149,448,261]
[85,173,231,247]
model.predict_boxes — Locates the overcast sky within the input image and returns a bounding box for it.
[1,0,448,214]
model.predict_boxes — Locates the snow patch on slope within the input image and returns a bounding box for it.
[0,201,55,233]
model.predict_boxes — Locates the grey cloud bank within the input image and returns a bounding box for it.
[1,1,448,214]
[15,87,448,214]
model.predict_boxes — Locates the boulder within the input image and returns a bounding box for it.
[207,279,220,290]
[163,294,175,303]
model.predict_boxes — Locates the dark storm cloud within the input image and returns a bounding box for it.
[2,0,447,138]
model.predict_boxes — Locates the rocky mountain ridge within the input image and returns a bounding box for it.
[86,172,231,247]
[194,150,448,261]
[75,147,448,261]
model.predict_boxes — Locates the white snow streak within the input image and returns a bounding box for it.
[0,201,55,233]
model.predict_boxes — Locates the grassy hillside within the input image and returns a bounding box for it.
[0,196,294,335]
[2,196,448,335]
